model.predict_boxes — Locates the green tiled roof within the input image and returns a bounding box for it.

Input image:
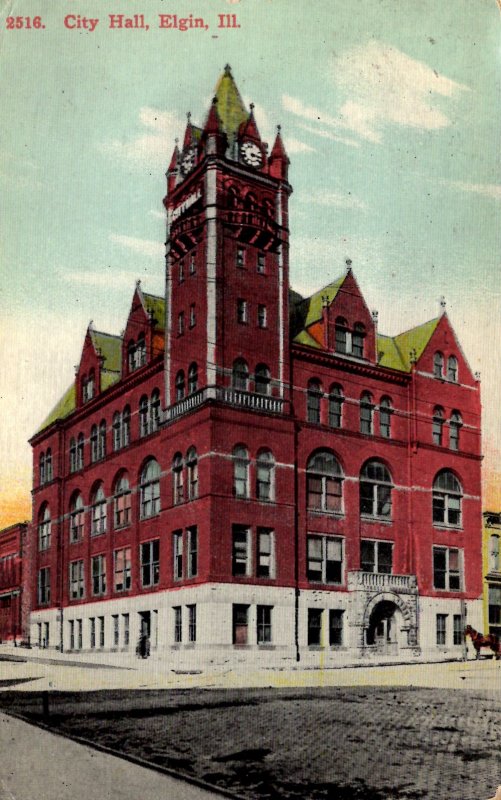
[299,275,346,329]
[36,384,76,433]
[101,371,121,391]
[393,317,440,371]
[91,330,122,373]
[377,335,406,371]
[293,329,322,349]
[143,292,165,331]
[214,66,249,143]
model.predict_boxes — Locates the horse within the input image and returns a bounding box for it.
[465,625,501,660]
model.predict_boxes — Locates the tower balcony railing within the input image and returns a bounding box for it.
[166,385,286,422]
[222,209,275,232]
[348,571,418,593]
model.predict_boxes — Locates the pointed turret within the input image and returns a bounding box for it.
[213,64,249,146]
[201,96,227,156]
[166,140,180,194]
[269,125,289,180]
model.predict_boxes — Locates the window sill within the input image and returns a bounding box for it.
[114,523,131,532]
[360,515,393,525]
[307,509,344,518]
[433,524,462,532]
[139,513,161,521]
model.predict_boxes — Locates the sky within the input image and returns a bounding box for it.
[1,0,500,526]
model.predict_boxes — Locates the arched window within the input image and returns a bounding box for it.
[255,364,271,396]
[38,504,51,551]
[136,332,146,368]
[256,450,275,502]
[122,406,131,447]
[139,395,149,437]
[328,385,344,429]
[232,359,249,391]
[449,411,462,451]
[306,451,343,513]
[140,459,161,518]
[352,323,365,358]
[360,461,392,519]
[187,447,198,500]
[77,433,85,469]
[175,370,185,401]
[432,406,444,446]
[98,420,106,460]
[489,535,500,573]
[91,484,107,536]
[379,397,392,439]
[227,186,239,208]
[434,351,444,379]
[172,452,184,504]
[85,369,95,401]
[90,425,98,462]
[335,317,348,354]
[433,470,462,527]
[69,493,84,543]
[69,438,77,473]
[447,355,458,382]
[244,192,257,211]
[233,445,249,498]
[188,363,198,395]
[113,412,121,451]
[150,389,161,432]
[307,379,322,424]
[45,449,53,482]
[127,340,136,372]
[39,452,46,486]
[114,473,131,528]
[360,392,374,435]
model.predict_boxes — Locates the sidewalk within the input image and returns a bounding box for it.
[0,711,226,800]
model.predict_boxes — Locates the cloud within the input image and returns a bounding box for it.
[303,190,366,210]
[98,107,184,166]
[446,181,501,200]
[283,41,468,145]
[284,137,315,154]
[297,123,360,148]
[109,233,164,259]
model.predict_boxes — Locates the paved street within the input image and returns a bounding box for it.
[0,712,223,800]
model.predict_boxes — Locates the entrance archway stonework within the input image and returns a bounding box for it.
[347,571,420,656]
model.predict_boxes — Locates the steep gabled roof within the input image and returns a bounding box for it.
[295,274,346,330]
[36,384,76,434]
[293,329,322,349]
[213,65,249,143]
[142,292,165,331]
[376,334,406,372]
[90,330,122,373]
[393,317,441,372]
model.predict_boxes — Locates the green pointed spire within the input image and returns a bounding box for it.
[213,64,249,144]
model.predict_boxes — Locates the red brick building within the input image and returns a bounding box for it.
[28,67,483,664]
[0,522,29,642]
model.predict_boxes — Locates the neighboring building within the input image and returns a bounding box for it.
[0,522,29,642]
[27,66,483,665]
[483,511,501,639]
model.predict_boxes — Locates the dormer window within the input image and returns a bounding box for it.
[335,318,365,358]
[352,323,365,358]
[82,370,95,403]
[128,334,147,372]
[433,352,444,379]
[447,355,458,382]
[335,318,348,354]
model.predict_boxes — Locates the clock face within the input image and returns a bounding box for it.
[181,148,196,175]
[240,141,263,168]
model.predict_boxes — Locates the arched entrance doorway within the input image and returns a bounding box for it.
[365,599,403,654]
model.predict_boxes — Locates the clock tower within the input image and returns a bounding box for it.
[163,65,291,415]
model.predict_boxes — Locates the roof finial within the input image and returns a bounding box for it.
[321,294,330,309]
[345,258,352,273]
[175,137,179,145]
[136,279,141,289]
[475,371,481,381]
[224,63,232,75]
[186,111,191,123]
[212,95,218,105]
[277,124,281,134]
[249,102,255,111]
[440,295,446,310]
[409,348,417,365]
[371,310,379,324]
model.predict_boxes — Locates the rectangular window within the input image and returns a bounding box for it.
[307,535,343,584]
[188,604,196,643]
[69,560,85,600]
[114,491,131,528]
[257,252,265,274]
[174,606,182,643]
[308,608,323,646]
[92,554,106,596]
[77,619,83,650]
[257,605,272,645]
[187,526,198,578]
[257,304,267,328]
[38,519,51,551]
[98,616,105,648]
[257,528,274,578]
[179,259,184,283]
[70,508,84,542]
[237,298,248,324]
[114,547,131,592]
[141,539,160,587]
[90,617,96,649]
[122,613,130,647]
[173,531,183,580]
[43,621,49,648]
[436,614,447,645]
[189,254,196,275]
[38,567,50,605]
[236,247,245,268]
[232,604,249,645]
[329,610,344,646]
[189,303,196,328]
[488,585,501,626]
[178,311,184,336]
[453,614,463,645]
[69,620,75,650]
[112,614,119,647]
[433,547,462,591]
[360,540,393,574]
[232,525,250,576]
